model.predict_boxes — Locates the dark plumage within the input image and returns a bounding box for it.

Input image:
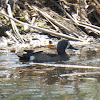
[17,40,77,62]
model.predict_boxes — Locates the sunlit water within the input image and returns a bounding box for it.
[0,50,100,100]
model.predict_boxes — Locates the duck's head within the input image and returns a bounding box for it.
[57,40,77,55]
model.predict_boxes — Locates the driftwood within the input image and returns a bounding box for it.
[58,0,100,35]
[5,31,19,43]
[7,4,24,43]
[0,11,82,41]
[0,0,99,40]
[26,63,100,77]
[29,4,83,38]
[29,4,76,34]
[26,2,85,38]
[77,22,100,34]
[60,72,100,77]
[0,1,99,43]
[29,63,100,70]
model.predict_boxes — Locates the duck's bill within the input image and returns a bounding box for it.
[68,45,78,50]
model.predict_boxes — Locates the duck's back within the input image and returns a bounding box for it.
[33,52,69,62]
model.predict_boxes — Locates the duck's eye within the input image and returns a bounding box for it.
[49,41,52,44]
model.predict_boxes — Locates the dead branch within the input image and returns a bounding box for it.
[29,63,100,70]
[5,31,19,43]
[0,11,82,41]
[60,72,100,77]
[7,4,24,43]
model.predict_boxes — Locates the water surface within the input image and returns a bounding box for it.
[0,50,100,100]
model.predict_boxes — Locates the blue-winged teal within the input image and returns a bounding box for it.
[17,40,77,62]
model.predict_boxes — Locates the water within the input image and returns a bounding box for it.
[0,50,100,100]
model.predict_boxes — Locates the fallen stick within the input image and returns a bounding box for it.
[5,31,19,43]
[77,22,100,34]
[7,4,24,43]
[29,63,100,70]
[60,72,100,77]
[78,21,100,31]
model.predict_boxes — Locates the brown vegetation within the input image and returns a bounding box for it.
[0,0,100,51]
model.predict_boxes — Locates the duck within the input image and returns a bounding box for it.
[16,40,77,62]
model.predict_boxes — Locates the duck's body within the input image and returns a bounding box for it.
[30,52,70,62]
[17,40,77,62]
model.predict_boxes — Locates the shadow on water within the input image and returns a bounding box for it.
[0,50,100,100]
